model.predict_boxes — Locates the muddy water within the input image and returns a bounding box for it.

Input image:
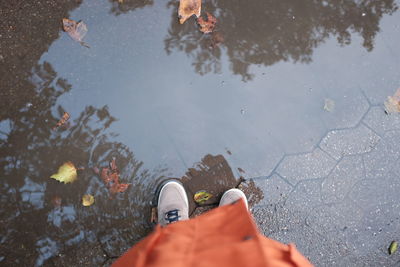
[1,0,399,265]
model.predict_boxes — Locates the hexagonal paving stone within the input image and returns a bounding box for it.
[319,124,380,160]
[306,201,364,235]
[276,148,337,184]
[321,156,365,203]
[362,106,400,136]
[285,179,324,213]
[251,175,293,206]
[363,130,400,179]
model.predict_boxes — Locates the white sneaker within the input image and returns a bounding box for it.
[157,181,189,226]
[219,188,248,210]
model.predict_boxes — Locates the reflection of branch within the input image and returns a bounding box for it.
[164,0,398,80]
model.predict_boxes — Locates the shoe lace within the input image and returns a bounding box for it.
[165,209,180,224]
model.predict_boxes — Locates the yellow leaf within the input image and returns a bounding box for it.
[82,194,95,207]
[178,0,201,24]
[194,190,212,204]
[50,162,77,184]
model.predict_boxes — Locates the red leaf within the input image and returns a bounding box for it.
[53,112,70,130]
[197,13,217,34]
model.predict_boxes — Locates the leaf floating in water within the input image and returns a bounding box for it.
[62,18,89,47]
[324,98,335,112]
[389,241,398,255]
[194,190,213,204]
[53,112,70,130]
[238,167,246,174]
[82,194,95,206]
[178,0,201,24]
[99,158,130,195]
[197,12,217,34]
[384,88,400,114]
[50,162,77,184]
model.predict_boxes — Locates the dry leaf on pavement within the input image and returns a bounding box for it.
[62,18,89,47]
[50,162,77,184]
[389,241,398,255]
[178,0,201,24]
[384,88,400,114]
[197,12,217,34]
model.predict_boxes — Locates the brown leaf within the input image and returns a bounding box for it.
[384,88,400,114]
[99,159,130,194]
[62,18,89,47]
[178,0,201,24]
[238,167,246,174]
[197,12,216,34]
[53,112,70,130]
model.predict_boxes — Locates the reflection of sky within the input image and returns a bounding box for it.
[47,205,76,228]
[20,178,46,209]
[35,237,58,266]
[40,0,400,178]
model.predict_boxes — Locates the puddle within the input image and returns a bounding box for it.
[1,0,399,265]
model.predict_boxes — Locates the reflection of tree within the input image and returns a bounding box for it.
[0,62,165,266]
[164,0,398,81]
[108,0,153,15]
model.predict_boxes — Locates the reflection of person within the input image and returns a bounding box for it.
[113,181,313,267]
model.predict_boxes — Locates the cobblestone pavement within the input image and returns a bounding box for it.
[251,100,400,266]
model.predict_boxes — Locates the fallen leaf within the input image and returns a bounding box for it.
[389,241,398,255]
[50,162,77,184]
[99,159,130,194]
[82,194,95,206]
[194,190,213,204]
[197,12,217,34]
[324,98,335,112]
[384,88,400,114]
[62,18,89,47]
[226,149,232,155]
[53,112,70,130]
[178,0,201,24]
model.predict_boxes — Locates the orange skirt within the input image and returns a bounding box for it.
[113,200,313,267]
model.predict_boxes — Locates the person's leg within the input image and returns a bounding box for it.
[157,180,189,226]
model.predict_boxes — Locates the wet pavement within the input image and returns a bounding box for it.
[1,0,400,266]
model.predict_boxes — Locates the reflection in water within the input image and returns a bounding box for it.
[108,0,153,15]
[0,60,262,264]
[0,62,166,265]
[165,0,398,80]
